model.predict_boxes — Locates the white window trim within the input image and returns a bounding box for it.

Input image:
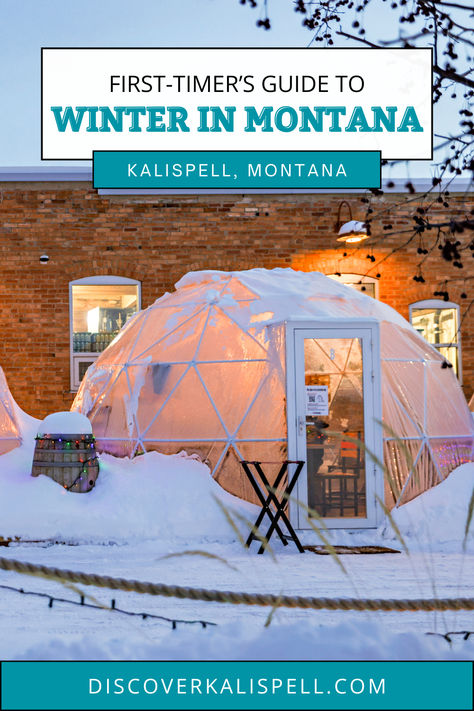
[70,275,141,286]
[327,273,380,299]
[69,276,141,392]
[409,299,462,384]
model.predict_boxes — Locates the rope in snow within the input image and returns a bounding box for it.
[1,556,474,612]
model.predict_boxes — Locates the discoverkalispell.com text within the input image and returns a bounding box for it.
[89,676,386,697]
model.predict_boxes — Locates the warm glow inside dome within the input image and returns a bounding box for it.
[72,269,473,509]
[0,366,22,455]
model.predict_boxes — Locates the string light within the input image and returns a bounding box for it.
[0,583,215,631]
[33,433,99,492]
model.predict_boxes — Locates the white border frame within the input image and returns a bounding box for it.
[286,318,384,530]
[409,299,462,384]
[69,276,141,391]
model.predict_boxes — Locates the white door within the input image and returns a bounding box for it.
[288,325,382,529]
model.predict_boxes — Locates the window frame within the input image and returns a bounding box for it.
[409,299,462,383]
[69,275,141,391]
[327,273,380,299]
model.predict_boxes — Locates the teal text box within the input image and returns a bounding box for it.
[1,660,472,710]
[93,150,381,189]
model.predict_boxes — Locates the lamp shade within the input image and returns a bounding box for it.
[336,220,369,243]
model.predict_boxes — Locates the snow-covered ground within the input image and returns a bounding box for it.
[0,538,473,661]
[0,408,472,660]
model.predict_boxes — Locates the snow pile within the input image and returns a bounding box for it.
[15,619,473,661]
[382,462,474,551]
[37,411,92,435]
[0,408,257,543]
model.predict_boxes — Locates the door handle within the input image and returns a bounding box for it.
[298,416,306,436]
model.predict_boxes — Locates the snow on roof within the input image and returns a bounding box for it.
[174,268,409,329]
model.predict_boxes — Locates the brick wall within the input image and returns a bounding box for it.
[0,182,472,418]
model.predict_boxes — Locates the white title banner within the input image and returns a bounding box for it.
[42,47,433,160]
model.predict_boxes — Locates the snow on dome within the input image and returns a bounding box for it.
[73,268,473,511]
[174,268,408,328]
[0,366,23,454]
[38,411,92,436]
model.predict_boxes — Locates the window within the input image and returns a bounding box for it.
[327,273,379,299]
[409,299,461,379]
[70,276,141,390]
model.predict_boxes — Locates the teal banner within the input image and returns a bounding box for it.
[93,150,381,189]
[1,660,472,710]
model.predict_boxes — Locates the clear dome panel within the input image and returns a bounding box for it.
[96,310,147,365]
[426,362,474,437]
[217,300,255,331]
[0,438,20,455]
[383,439,423,506]
[197,360,267,436]
[0,368,19,453]
[89,368,132,440]
[94,439,135,457]
[214,445,252,502]
[382,376,422,438]
[131,308,209,363]
[381,322,441,361]
[73,363,117,416]
[0,369,18,424]
[141,440,227,473]
[0,403,18,439]
[397,444,441,506]
[260,323,286,362]
[140,365,227,441]
[196,308,268,362]
[127,306,202,362]
[214,441,288,504]
[382,361,425,433]
[131,363,188,435]
[237,368,287,440]
[429,437,473,478]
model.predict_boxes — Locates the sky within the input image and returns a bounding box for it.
[0,0,469,178]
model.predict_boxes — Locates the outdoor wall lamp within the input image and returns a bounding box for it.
[334,201,369,244]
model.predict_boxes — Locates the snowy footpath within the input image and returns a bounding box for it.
[0,413,473,661]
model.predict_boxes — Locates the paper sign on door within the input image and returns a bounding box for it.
[305,385,329,416]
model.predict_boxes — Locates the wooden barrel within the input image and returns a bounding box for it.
[31,433,99,493]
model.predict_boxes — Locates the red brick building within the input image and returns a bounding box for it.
[0,167,472,418]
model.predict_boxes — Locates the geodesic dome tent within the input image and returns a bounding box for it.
[0,366,22,455]
[72,269,473,512]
